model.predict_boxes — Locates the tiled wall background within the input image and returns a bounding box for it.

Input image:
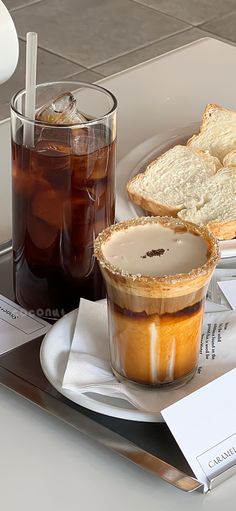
[1,0,236,119]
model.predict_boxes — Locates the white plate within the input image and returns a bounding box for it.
[116,126,236,259]
[40,309,166,422]
[40,306,230,423]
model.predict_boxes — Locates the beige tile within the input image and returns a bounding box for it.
[133,0,236,25]
[0,40,84,120]
[201,11,236,43]
[4,0,42,11]
[93,28,211,77]
[65,70,104,82]
[12,0,189,68]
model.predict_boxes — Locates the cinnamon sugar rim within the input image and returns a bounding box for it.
[94,216,220,283]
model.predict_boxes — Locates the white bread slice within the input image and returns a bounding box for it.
[187,104,236,162]
[223,149,236,167]
[178,167,236,240]
[127,145,221,216]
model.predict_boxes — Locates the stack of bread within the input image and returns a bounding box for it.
[127,104,236,240]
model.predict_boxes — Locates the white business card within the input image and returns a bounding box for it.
[0,294,50,354]
[161,369,236,491]
[218,280,236,310]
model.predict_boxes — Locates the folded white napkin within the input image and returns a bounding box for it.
[62,299,236,413]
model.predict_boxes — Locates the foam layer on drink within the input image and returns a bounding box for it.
[102,223,208,277]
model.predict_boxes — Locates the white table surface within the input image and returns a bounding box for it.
[1,385,236,511]
[1,38,236,509]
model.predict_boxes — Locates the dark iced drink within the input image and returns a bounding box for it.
[11,82,117,320]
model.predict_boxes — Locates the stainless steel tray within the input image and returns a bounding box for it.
[0,247,235,494]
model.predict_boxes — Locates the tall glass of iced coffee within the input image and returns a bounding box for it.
[11,82,116,320]
[94,217,220,388]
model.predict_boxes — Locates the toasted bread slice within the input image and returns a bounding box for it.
[178,167,236,240]
[187,104,236,162]
[127,145,221,216]
[223,149,236,167]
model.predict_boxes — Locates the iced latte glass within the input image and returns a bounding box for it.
[11,82,116,320]
[94,217,220,388]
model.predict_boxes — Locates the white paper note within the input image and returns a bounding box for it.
[218,280,236,310]
[206,268,236,311]
[0,294,50,354]
[161,369,236,491]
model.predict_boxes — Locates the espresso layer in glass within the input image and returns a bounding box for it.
[107,294,204,385]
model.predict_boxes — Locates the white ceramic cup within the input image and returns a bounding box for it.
[0,0,19,84]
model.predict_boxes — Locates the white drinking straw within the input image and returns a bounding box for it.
[23,31,38,146]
